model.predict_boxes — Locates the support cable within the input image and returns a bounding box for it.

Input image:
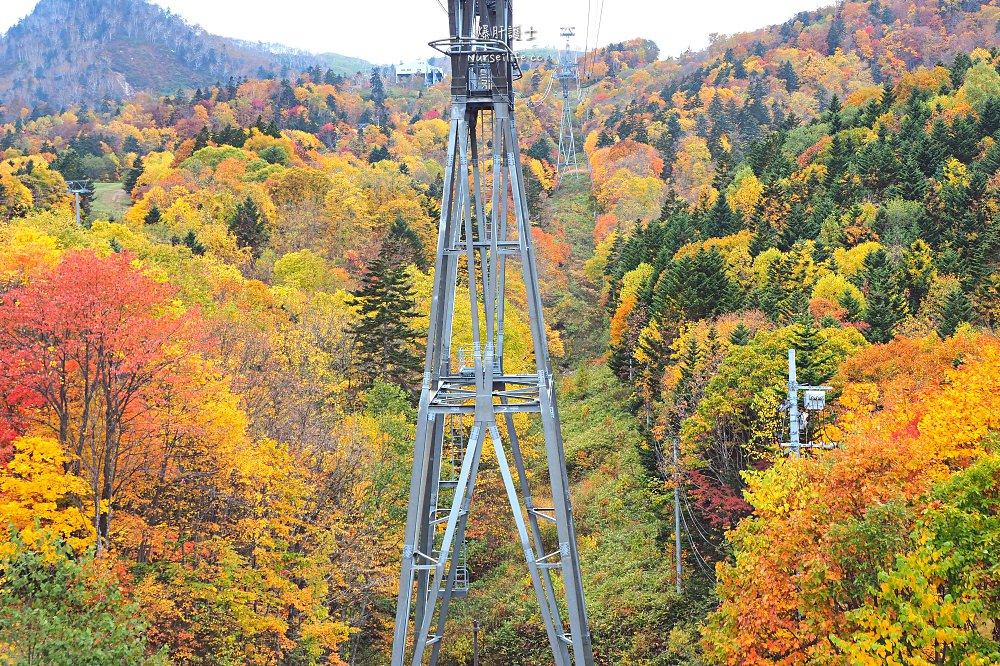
[585,0,606,80]
[680,487,717,545]
[679,508,717,584]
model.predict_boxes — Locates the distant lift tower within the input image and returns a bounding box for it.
[555,27,580,182]
[391,1,594,665]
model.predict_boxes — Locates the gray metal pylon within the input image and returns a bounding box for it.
[390,2,593,665]
[556,28,580,183]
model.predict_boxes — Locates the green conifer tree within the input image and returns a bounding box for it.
[193,126,211,151]
[936,287,973,338]
[228,196,269,258]
[143,205,162,225]
[653,249,735,322]
[728,322,751,346]
[837,290,864,323]
[826,94,843,134]
[348,226,424,390]
[702,192,737,238]
[183,230,206,256]
[858,249,907,343]
[122,156,143,197]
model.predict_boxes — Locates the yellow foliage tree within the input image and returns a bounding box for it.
[0,437,94,556]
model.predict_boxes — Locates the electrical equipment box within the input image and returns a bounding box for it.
[804,390,827,411]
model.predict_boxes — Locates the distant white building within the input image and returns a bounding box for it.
[395,59,444,85]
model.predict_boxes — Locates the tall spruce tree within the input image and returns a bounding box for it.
[857,248,907,343]
[653,248,735,322]
[728,322,751,346]
[348,224,424,390]
[702,192,737,238]
[228,196,269,258]
[122,156,143,197]
[790,313,833,386]
[370,68,388,130]
[937,287,973,338]
[143,205,162,225]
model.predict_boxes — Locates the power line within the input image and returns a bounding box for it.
[586,0,606,79]
[680,485,716,545]
[679,507,717,584]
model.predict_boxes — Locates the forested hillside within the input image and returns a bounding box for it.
[0,0,370,117]
[1,0,1000,664]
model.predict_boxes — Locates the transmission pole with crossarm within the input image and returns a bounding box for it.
[389,2,594,665]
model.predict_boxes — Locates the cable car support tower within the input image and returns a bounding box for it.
[555,27,581,183]
[391,1,594,664]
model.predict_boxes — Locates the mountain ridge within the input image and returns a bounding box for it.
[0,0,373,116]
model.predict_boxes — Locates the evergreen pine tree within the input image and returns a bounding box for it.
[825,134,850,187]
[778,61,800,92]
[143,205,162,225]
[827,12,844,55]
[949,116,980,163]
[193,126,211,151]
[950,52,974,89]
[778,204,820,250]
[936,287,973,338]
[978,97,1000,136]
[653,249,735,322]
[122,156,143,196]
[728,322,751,346]
[779,289,812,326]
[348,224,424,390]
[183,231,206,256]
[858,249,907,343]
[879,82,896,113]
[702,192,737,238]
[837,290,863,323]
[898,157,928,201]
[749,224,775,257]
[826,94,843,134]
[369,145,392,164]
[712,149,735,190]
[228,197,269,258]
[370,68,389,129]
[122,135,141,154]
[660,211,696,260]
[791,314,832,386]
[526,136,553,162]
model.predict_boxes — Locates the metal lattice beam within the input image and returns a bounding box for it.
[390,2,594,664]
[556,27,580,182]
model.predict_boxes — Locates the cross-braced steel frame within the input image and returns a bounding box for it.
[555,30,580,183]
[390,2,594,665]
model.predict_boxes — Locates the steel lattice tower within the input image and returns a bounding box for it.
[555,28,580,182]
[390,2,594,665]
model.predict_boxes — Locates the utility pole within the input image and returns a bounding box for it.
[782,349,834,457]
[472,620,480,666]
[390,2,594,665]
[787,350,800,456]
[673,437,682,595]
[67,180,90,228]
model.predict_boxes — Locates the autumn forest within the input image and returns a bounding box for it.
[2,0,1000,664]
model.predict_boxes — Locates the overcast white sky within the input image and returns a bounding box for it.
[0,0,833,64]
